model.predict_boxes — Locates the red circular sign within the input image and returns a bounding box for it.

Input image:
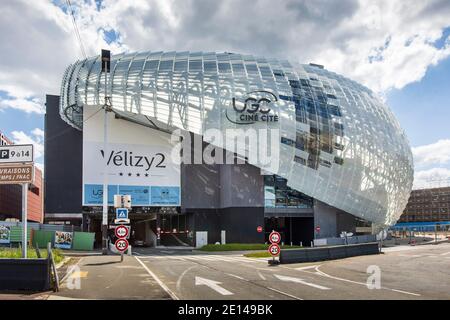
[115,225,129,239]
[316,226,321,232]
[257,226,263,233]
[269,231,281,244]
[115,238,129,252]
[268,243,280,256]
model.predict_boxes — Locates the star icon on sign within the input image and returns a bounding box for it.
[119,173,123,176]
[145,173,149,177]
[136,173,140,177]
[128,173,132,177]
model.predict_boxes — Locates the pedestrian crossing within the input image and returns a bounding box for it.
[135,254,267,264]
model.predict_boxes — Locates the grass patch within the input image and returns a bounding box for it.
[199,243,303,252]
[244,251,272,258]
[0,247,64,264]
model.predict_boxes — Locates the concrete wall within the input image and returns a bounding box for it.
[314,200,360,238]
[220,164,264,208]
[314,200,338,238]
[44,95,83,215]
[188,207,264,244]
[181,163,220,209]
[337,211,358,235]
[181,134,264,211]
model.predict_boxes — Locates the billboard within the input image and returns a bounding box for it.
[54,231,73,249]
[83,106,180,206]
[0,225,10,244]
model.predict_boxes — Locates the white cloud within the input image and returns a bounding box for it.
[412,139,450,168]
[0,0,125,113]
[0,0,450,113]
[414,167,450,189]
[10,129,44,160]
[31,128,45,138]
[83,0,450,93]
[0,97,44,114]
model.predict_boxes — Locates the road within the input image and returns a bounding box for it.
[49,243,450,300]
[48,254,171,300]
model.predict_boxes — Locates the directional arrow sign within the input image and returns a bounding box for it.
[195,276,233,296]
[275,274,331,290]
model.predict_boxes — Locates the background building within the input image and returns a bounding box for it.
[0,130,44,223]
[398,186,450,223]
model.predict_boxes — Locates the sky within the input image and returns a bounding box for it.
[0,0,449,189]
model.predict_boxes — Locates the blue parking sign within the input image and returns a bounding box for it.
[116,208,128,220]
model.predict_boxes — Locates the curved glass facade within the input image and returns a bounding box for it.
[60,51,414,228]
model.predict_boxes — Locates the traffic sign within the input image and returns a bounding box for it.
[115,225,129,239]
[115,238,129,252]
[257,226,263,233]
[269,231,281,244]
[114,218,130,225]
[316,226,321,233]
[0,144,33,164]
[0,164,34,184]
[116,208,128,220]
[268,243,280,256]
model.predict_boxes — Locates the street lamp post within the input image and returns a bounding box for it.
[101,49,111,255]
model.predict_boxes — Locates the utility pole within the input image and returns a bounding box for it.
[101,49,111,255]
[22,183,28,258]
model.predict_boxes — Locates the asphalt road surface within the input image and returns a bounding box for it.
[50,243,450,300]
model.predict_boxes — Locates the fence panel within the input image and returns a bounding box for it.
[72,232,95,251]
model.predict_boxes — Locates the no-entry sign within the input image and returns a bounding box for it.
[115,225,129,239]
[269,231,281,244]
[257,226,263,233]
[115,238,129,252]
[268,243,280,256]
[316,226,321,233]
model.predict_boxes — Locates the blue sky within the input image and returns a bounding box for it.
[388,53,450,147]
[0,0,450,188]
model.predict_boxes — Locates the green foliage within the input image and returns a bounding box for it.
[243,251,272,258]
[0,247,64,264]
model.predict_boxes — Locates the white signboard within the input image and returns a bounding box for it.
[0,144,33,164]
[83,106,181,206]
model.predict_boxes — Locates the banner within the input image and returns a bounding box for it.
[54,231,73,249]
[0,225,10,244]
[83,106,180,206]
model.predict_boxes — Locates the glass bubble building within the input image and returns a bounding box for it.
[49,51,413,246]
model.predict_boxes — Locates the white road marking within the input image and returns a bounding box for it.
[314,265,421,297]
[267,287,303,300]
[275,274,331,290]
[195,276,233,296]
[176,265,196,293]
[296,265,321,271]
[225,273,246,280]
[134,256,179,300]
[391,289,421,296]
[440,251,450,256]
[256,267,277,271]
[257,271,266,280]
